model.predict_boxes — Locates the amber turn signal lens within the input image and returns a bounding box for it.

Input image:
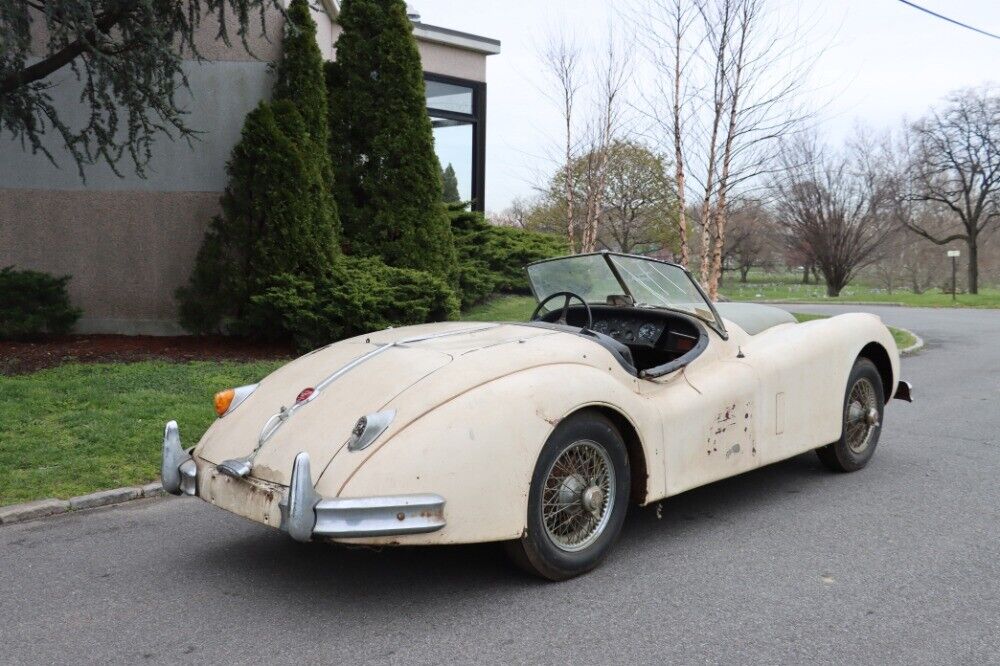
[214,389,235,417]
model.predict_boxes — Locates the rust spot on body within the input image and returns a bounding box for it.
[536,408,561,427]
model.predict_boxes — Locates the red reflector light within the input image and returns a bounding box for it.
[296,387,315,403]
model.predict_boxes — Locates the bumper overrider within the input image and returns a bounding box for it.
[160,421,446,542]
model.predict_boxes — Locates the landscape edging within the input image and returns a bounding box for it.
[899,329,924,355]
[0,482,166,527]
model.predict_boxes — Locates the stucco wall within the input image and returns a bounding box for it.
[0,189,217,334]
[0,57,273,334]
[0,61,274,193]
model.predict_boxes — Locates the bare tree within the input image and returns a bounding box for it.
[771,133,894,297]
[541,32,583,252]
[579,33,632,253]
[895,87,1000,294]
[637,0,822,300]
[723,199,775,282]
[695,0,734,289]
[707,0,753,299]
[636,0,698,266]
[489,197,532,228]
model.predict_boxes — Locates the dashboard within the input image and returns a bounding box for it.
[548,304,703,353]
[538,304,706,373]
[591,317,664,345]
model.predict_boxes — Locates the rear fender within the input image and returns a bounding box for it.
[322,364,660,545]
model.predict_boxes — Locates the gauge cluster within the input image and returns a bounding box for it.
[591,317,663,345]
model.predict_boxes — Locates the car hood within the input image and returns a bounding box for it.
[193,322,563,486]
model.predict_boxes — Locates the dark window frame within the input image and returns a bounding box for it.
[424,72,487,212]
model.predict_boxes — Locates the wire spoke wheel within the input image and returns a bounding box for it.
[541,440,615,552]
[845,377,879,454]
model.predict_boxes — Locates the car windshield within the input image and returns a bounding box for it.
[526,252,724,332]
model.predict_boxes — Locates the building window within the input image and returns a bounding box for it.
[425,73,486,211]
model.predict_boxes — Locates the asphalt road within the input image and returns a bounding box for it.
[2,305,998,665]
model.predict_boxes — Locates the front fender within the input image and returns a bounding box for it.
[321,363,658,545]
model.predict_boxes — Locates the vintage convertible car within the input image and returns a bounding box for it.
[162,251,912,580]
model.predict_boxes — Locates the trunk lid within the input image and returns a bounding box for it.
[194,323,543,485]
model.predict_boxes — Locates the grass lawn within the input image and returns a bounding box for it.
[0,360,283,506]
[718,275,1000,308]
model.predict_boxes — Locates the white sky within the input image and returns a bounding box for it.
[414,0,1000,213]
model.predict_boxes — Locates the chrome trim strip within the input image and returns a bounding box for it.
[279,450,446,541]
[254,324,500,450]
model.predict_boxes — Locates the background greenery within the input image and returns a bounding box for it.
[717,270,1000,308]
[0,267,81,339]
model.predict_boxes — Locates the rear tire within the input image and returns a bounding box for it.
[505,411,630,581]
[816,358,885,472]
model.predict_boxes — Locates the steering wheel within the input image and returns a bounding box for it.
[531,291,593,329]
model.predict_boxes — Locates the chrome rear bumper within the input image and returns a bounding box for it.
[161,422,446,542]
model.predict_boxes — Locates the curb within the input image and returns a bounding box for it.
[0,482,166,527]
[760,300,909,307]
[899,329,924,355]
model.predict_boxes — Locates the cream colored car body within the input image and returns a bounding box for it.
[189,309,901,546]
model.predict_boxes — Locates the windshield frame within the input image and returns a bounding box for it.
[526,251,728,338]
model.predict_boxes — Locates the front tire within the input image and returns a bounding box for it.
[506,411,630,581]
[816,357,885,472]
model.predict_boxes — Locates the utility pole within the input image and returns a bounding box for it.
[947,249,961,302]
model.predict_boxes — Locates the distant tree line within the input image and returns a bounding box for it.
[505,0,1000,298]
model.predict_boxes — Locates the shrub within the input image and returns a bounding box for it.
[0,267,81,339]
[450,205,567,309]
[177,100,340,334]
[246,257,459,350]
[326,0,456,278]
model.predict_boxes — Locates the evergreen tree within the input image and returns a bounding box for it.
[326,0,456,278]
[178,101,339,333]
[274,0,341,243]
[178,1,342,334]
[441,163,461,203]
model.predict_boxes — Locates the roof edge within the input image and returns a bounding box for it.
[411,21,501,55]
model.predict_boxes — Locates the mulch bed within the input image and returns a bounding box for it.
[0,335,295,375]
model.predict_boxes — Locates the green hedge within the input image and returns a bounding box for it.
[0,267,81,339]
[450,205,567,309]
[246,257,459,350]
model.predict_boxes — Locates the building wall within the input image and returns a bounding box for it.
[0,7,488,334]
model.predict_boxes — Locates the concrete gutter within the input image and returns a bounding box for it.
[0,482,165,527]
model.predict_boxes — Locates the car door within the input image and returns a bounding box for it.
[639,338,763,497]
